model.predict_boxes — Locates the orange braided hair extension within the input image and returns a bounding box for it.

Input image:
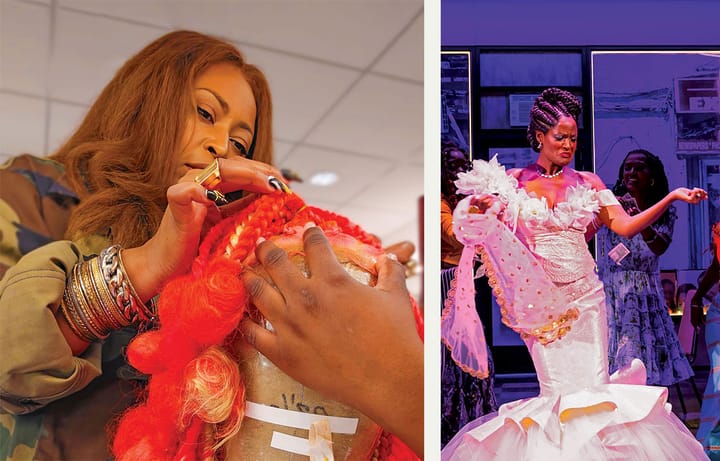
[111,192,422,460]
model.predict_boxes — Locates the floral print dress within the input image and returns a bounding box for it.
[597,195,694,386]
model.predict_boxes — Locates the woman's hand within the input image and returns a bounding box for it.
[123,158,282,301]
[690,292,706,329]
[239,227,423,457]
[383,240,415,265]
[671,187,707,204]
[452,194,506,246]
[467,194,505,216]
[690,302,705,329]
[206,157,285,196]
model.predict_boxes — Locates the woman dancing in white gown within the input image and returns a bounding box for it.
[441,88,710,460]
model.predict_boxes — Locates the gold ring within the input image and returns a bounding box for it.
[194,158,222,189]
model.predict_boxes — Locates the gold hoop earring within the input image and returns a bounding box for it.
[650,179,655,187]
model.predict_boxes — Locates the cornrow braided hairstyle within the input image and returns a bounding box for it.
[526,88,582,152]
[111,192,423,461]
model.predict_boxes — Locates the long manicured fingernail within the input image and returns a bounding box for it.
[206,189,228,205]
[256,236,266,245]
[268,175,290,193]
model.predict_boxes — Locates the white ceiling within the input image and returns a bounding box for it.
[0,0,425,295]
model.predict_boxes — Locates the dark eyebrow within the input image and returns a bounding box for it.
[197,87,254,135]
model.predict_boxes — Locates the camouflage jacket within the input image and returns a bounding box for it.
[0,155,138,460]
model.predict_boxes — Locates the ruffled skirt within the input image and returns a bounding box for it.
[442,360,709,461]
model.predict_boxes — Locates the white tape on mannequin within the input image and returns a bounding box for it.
[270,431,311,456]
[244,401,359,434]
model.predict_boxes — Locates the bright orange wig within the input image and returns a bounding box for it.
[111,192,422,460]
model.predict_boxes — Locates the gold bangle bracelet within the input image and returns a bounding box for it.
[72,262,109,339]
[59,294,94,342]
[61,280,98,342]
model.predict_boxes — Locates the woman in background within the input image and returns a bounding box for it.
[596,149,694,387]
[678,282,698,312]
[440,142,498,447]
[690,222,720,458]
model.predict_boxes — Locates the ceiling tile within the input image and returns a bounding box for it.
[272,140,295,165]
[382,220,421,250]
[58,0,175,27]
[0,93,46,156]
[48,102,88,155]
[49,10,162,103]
[305,74,423,159]
[348,163,424,212]
[226,2,421,68]
[280,146,393,205]
[339,204,418,245]
[167,1,420,68]
[372,12,423,82]
[1,1,51,96]
[55,1,422,69]
[408,144,425,166]
[241,45,360,142]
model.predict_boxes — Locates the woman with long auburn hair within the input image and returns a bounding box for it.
[0,30,422,460]
[50,30,275,249]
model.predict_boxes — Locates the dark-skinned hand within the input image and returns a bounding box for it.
[239,227,423,457]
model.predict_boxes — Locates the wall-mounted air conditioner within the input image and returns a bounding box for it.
[675,76,720,114]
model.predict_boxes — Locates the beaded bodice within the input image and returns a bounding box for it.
[514,184,603,284]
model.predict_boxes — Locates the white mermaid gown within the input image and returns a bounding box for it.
[441,169,709,460]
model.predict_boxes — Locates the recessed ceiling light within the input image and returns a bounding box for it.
[309,171,338,186]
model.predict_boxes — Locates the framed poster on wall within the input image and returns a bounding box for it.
[441,51,472,155]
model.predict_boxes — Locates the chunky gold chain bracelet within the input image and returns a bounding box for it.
[60,245,158,343]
